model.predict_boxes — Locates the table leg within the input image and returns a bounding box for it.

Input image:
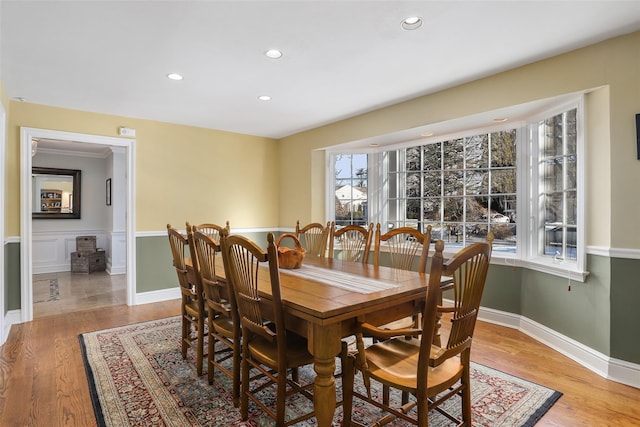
[309,323,341,427]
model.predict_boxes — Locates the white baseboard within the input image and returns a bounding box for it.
[609,357,640,389]
[134,286,180,306]
[476,305,640,389]
[2,310,21,344]
[33,264,71,274]
[107,262,126,275]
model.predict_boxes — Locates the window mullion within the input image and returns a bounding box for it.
[562,112,568,260]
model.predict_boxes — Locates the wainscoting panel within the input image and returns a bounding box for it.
[33,230,108,274]
[108,231,126,275]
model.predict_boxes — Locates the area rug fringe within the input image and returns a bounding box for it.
[79,316,561,426]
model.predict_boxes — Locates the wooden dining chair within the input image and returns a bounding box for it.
[295,220,330,257]
[188,225,241,407]
[189,220,231,244]
[167,224,207,375]
[372,224,433,381]
[373,224,432,272]
[328,222,373,264]
[220,231,316,426]
[341,240,492,427]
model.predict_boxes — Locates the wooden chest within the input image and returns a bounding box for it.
[71,250,106,274]
[76,236,97,254]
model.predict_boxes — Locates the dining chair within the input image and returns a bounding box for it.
[167,224,207,375]
[189,220,231,244]
[373,224,432,336]
[436,230,494,345]
[341,240,492,427]
[295,220,330,257]
[372,223,433,403]
[188,225,241,407]
[373,223,432,272]
[220,231,316,426]
[328,221,373,264]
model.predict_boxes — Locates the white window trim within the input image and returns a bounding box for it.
[523,97,588,281]
[326,95,589,282]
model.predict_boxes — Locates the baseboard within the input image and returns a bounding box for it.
[134,286,180,305]
[609,357,640,389]
[107,262,126,275]
[33,264,71,274]
[475,304,640,389]
[2,309,22,344]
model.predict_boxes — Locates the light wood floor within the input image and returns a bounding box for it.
[1,301,639,426]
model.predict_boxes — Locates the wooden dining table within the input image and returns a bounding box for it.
[210,253,448,427]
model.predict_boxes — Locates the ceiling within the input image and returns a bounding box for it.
[3,1,640,144]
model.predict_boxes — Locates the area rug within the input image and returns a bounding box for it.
[79,317,562,426]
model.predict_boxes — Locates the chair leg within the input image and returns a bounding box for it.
[181,315,189,359]
[341,342,354,427]
[232,339,241,408]
[401,390,409,405]
[461,366,472,425]
[240,341,250,420]
[276,369,287,426]
[196,317,204,375]
[207,323,215,384]
[417,395,428,427]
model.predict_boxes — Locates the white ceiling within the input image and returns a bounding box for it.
[3,0,640,142]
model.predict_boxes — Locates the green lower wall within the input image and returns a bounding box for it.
[480,264,523,313]
[6,238,640,365]
[135,231,272,293]
[520,254,611,355]
[5,242,20,311]
[610,257,640,362]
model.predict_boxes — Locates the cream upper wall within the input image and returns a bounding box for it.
[6,103,279,235]
[279,31,640,250]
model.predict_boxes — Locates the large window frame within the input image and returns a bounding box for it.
[327,97,587,281]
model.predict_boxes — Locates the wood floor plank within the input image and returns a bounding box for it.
[1,299,639,426]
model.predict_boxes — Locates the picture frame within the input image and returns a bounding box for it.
[106,178,112,206]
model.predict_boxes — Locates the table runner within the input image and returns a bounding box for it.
[281,263,399,294]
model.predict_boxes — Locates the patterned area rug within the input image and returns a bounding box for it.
[79,317,562,426]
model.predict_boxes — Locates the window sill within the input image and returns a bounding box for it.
[489,256,589,282]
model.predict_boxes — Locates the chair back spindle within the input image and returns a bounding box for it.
[295,220,330,257]
[328,222,373,264]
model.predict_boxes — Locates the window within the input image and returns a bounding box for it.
[385,130,517,253]
[333,154,368,226]
[538,108,578,260]
[328,98,586,280]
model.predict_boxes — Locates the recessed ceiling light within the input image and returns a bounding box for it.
[401,16,423,30]
[265,49,283,59]
[167,73,183,81]
[493,117,508,122]
[421,132,434,137]
[258,95,272,101]
[370,143,380,147]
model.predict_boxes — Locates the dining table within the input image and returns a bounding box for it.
[209,252,450,427]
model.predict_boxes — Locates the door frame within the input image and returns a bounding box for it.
[20,127,136,322]
[0,103,5,342]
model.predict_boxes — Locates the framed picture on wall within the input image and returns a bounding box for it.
[106,178,112,206]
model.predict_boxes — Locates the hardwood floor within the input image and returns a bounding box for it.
[1,302,639,426]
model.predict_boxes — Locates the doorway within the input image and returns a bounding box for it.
[20,127,137,323]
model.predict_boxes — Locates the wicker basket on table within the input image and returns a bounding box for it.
[275,233,306,269]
